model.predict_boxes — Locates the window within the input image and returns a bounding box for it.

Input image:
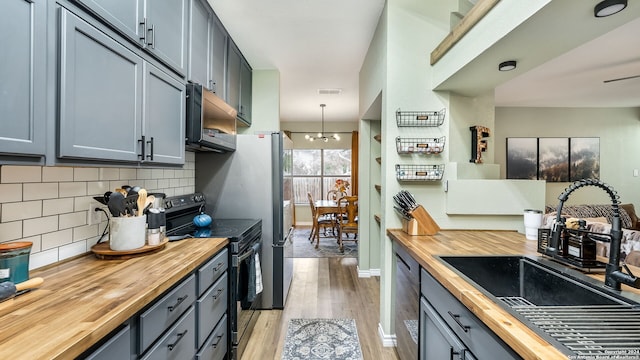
[291,149,351,204]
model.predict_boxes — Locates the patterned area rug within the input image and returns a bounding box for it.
[292,227,358,258]
[281,318,363,360]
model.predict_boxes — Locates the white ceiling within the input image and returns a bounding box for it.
[208,0,640,126]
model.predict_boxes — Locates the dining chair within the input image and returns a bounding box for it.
[307,192,334,244]
[336,195,358,252]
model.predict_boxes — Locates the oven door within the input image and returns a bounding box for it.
[233,237,262,359]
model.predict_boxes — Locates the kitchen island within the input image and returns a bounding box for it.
[388,229,640,360]
[0,237,227,359]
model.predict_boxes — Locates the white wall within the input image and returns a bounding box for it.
[495,107,640,206]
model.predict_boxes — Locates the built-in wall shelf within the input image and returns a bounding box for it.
[396,164,444,181]
[396,108,445,127]
[396,136,445,154]
[373,134,381,142]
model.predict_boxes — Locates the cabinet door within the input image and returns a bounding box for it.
[210,14,227,99]
[188,0,211,87]
[420,297,466,360]
[145,0,188,76]
[0,0,46,157]
[58,8,143,162]
[226,39,241,113]
[143,63,185,165]
[74,0,143,44]
[238,58,252,125]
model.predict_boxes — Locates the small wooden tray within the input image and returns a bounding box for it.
[91,238,169,260]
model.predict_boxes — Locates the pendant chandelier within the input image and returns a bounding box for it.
[305,104,340,142]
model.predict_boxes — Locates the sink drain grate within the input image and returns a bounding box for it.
[505,304,640,356]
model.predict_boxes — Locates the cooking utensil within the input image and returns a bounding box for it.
[136,189,147,217]
[0,277,44,302]
[103,191,112,204]
[114,188,128,197]
[107,191,125,217]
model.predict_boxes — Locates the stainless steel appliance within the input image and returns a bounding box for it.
[196,132,294,309]
[394,241,419,360]
[163,193,262,360]
[186,83,237,152]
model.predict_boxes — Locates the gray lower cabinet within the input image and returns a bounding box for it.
[58,8,184,165]
[196,314,228,360]
[0,0,47,157]
[73,0,187,76]
[85,325,133,360]
[141,306,197,360]
[420,268,521,360]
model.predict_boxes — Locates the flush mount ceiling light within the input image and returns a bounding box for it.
[305,104,340,142]
[498,60,517,71]
[594,0,627,17]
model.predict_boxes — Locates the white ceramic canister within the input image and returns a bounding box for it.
[109,215,147,251]
[523,209,543,240]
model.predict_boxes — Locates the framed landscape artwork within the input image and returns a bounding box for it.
[506,137,600,182]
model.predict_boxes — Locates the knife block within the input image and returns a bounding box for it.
[405,205,440,236]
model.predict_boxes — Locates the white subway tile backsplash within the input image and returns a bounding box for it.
[59,182,87,198]
[74,167,99,181]
[73,224,99,242]
[42,167,73,182]
[1,166,42,183]
[2,201,41,222]
[87,181,109,196]
[120,168,137,180]
[59,240,87,260]
[23,215,58,237]
[98,168,120,181]
[0,184,22,203]
[29,248,59,270]
[43,198,74,216]
[41,229,73,250]
[23,182,59,201]
[59,212,86,230]
[2,161,196,270]
[0,221,22,242]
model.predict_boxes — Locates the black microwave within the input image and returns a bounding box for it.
[185,83,237,152]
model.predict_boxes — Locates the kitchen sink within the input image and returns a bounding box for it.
[437,255,632,306]
[436,255,640,356]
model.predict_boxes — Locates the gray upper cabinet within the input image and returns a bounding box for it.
[0,0,47,157]
[188,0,211,88]
[73,0,188,76]
[74,0,142,44]
[58,8,143,162]
[226,39,252,126]
[210,13,227,99]
[143,63,185,165]
[58,8,184,165]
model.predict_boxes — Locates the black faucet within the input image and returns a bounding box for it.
[547,178,640,291]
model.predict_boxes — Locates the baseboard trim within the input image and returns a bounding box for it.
[378,323,397,347]
[357,266,381,278]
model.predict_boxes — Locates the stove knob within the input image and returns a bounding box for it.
[194,194,204,202]
[165,200,173,209]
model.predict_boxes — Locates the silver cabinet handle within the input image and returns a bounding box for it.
[147,24,155,48]
[146,136,154,161]
[138,135,146,159]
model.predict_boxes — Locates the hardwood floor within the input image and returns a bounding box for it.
[243,257,399,359]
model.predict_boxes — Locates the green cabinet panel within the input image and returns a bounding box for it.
[0,0,47,157]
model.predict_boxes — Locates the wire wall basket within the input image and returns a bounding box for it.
[395,164,445,181]
[396,136,445,154]
[396,108,445,127]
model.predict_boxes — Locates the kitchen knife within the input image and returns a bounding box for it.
[0,277,44,302]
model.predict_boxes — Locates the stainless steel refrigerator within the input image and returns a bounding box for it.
[195,132,294,309]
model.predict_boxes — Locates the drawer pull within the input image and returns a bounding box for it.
[211,334,223,348]
[214,262,225,272]
[447,311,470,332]
[167,295,188,312]
[450,347,460,360]
[212,288,224,301]
[167,329,188,351]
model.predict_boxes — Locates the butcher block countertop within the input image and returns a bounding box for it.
[387,229,640,360]
[0,237,228,360]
